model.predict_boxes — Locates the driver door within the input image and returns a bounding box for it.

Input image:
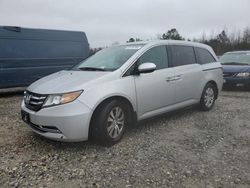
[134,45,175,120]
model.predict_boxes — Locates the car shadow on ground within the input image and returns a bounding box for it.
[222,87,250,92]
[28,132,98,149]
[0,87,26,97]
[126,105,198,133]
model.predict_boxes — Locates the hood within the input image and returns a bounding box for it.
[27,70,110,94]
[222,65,250,73]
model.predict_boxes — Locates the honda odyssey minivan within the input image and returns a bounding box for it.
[21,40,223,144]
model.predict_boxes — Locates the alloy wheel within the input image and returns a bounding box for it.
[204,87,215,108]
[107,106,125,138]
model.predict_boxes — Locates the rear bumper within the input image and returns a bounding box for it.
[223,77,250,88]
[21,100,93,142]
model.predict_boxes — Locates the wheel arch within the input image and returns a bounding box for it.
[88,95,137,138]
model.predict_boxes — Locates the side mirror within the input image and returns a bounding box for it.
[138,62,156,74]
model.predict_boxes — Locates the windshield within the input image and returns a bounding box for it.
[220,52,250,65]
[73,44,144,71]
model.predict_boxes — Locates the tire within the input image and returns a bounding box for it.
[90,100,129,145]
[200,83,216,111]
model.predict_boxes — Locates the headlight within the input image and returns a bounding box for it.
[236,72,250,77]
[43,90,83,107]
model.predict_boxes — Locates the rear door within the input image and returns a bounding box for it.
[168,45,203,103]
[134,45,176,119]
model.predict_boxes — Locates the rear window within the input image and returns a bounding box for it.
[170,45,196,67]
[195,47,216,64]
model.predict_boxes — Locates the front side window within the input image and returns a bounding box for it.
[195,47,216,64]
[170,45,196,67]
[73,44,144,71]
[138,46,168,70]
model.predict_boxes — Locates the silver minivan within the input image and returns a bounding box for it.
[21,40,223,144]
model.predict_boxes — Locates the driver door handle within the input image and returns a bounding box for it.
[166,75,183,82]
[166,76,175,82]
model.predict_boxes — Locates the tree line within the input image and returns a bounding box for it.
[127,27,250,55]
[90,27,250,56]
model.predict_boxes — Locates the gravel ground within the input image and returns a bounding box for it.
[0,89,250,188]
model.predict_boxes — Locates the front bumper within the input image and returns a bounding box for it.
[223,77,250,88]
[21,100,93,142]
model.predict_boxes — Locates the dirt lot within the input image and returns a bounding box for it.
[0,89,250,188]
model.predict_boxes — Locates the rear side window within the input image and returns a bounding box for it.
[195,47,216,64]
[139,46,168,70]
[170,45,196,67]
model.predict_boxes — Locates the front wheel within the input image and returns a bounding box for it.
[200,83,216,111]
[91,100,129,145]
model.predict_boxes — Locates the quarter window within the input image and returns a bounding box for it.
[170,45,196,67]
[195,47,216,64]
[138,46,168,70]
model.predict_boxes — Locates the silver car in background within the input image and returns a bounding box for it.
[21,40,223,144]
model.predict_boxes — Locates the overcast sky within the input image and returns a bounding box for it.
[0,0,250,47]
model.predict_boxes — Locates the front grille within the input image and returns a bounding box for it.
[223,72,236,77]
[24,91,47,112]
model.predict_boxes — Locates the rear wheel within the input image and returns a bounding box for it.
[200,83,216,111]
[90,100,129,145]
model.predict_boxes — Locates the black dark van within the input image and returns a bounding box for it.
[0,26,89,89]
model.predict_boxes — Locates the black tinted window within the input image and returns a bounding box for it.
[195,47,216,64]
[139,46,168,70]
[170,45,196,67]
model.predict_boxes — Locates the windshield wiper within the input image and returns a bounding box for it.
[78,67,109,71]
[222,62,249,66]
